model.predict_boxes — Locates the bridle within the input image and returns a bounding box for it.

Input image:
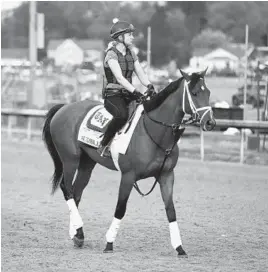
[143,79,212,128]
[182,80,212,125]
[133,79,212,197]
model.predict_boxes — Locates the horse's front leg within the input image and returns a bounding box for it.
[159,170,187,257]
[103,171,135,253]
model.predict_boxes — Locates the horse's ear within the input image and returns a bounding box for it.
[179,69,191,81]
[199,67,208,77]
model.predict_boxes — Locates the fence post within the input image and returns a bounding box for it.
[7,115,12,139]
[27,117,32,140]
[200,127,204,161]
[240,130,244,164]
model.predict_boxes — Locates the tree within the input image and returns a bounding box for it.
[146,4,174,67]
[1,2,30,47]
[119,2,155,29]
[191,28,233,50]
[207,2,268,45]
[166,7,187,43]
[165,2,210,66]
[37,1,75,41]
[167,1,208,34]
[165,7,191,66]
[2,0,267,68]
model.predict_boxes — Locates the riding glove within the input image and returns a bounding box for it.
[146,84,157,97]
[133,90,145,100]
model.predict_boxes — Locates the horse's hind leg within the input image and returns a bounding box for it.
[59,153,85,244]
[72,152,96,247]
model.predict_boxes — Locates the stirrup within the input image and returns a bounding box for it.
[97,144,110,157]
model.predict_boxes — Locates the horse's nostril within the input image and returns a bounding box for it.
[205,119,216,131]
[207,120,214,126]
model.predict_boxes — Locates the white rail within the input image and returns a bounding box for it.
[1,108,268,162]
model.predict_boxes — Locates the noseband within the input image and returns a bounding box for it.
[182,80,212,124]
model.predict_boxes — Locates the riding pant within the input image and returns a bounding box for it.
[101,94,132,146]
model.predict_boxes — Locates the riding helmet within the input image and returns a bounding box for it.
[110,19,135,39]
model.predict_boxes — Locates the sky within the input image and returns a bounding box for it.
[0,0,167,11]
[1,1,23,11]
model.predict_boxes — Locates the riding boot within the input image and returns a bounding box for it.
[97,116,127,157]
[97,129,114,157]
[97,132,111,157]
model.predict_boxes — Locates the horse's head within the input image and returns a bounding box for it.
[179,68,216,131]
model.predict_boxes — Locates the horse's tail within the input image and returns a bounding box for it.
[42,104,65,195]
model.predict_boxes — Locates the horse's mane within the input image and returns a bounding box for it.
[144,77,183,112]
[144,73,203,112]
[161,77,183,95]
[156,72,203,100]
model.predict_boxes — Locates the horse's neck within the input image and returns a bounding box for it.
[150,85,184,125]
[145,84,185,147]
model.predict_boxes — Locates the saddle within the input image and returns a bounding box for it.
[78,101,139,149]
[86,101,137,134]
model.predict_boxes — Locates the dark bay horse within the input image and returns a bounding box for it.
[42,69,216,256]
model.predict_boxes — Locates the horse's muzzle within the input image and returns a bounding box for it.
[198,108,216,131]
[204,119,216,131]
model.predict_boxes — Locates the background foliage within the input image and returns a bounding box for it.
[2,1,268,66]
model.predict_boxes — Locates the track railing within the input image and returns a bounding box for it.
[1,108,268,163]
[1,108,46,140]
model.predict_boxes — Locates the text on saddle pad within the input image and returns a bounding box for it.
[79,127,102,148]
[90,108,112,129]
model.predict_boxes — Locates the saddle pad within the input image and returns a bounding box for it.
[78,104,144,152]
[86,107,113,132]
[78,105,106,148]
[78,104,144,171]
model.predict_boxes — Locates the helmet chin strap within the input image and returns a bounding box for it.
[122,35,127,48]
[115,34,129,50]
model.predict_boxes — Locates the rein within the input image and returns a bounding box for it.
[133,115,184,197]
[133,81,187,197]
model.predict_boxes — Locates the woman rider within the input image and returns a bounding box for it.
[97,19,156,156]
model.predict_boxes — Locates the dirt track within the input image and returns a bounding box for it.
[2,140,268,272]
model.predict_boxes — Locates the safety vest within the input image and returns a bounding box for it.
[104,47,135,85]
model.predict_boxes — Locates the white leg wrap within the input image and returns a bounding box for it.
[67,199,83,239]
[69,221,77,239]
[106,217,121,243]
[169,221,182,250]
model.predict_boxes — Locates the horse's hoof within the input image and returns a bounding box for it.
[73,227,84,248]
[178,254,188,258]
[176,245,188,258]
[73,236,84,248]
[103,242,113,253]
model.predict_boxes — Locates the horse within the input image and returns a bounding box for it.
[42,69,216,257]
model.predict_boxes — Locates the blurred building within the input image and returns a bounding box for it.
[189,43,254,75]
[47,38,104,67]
[248,46,268,67]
